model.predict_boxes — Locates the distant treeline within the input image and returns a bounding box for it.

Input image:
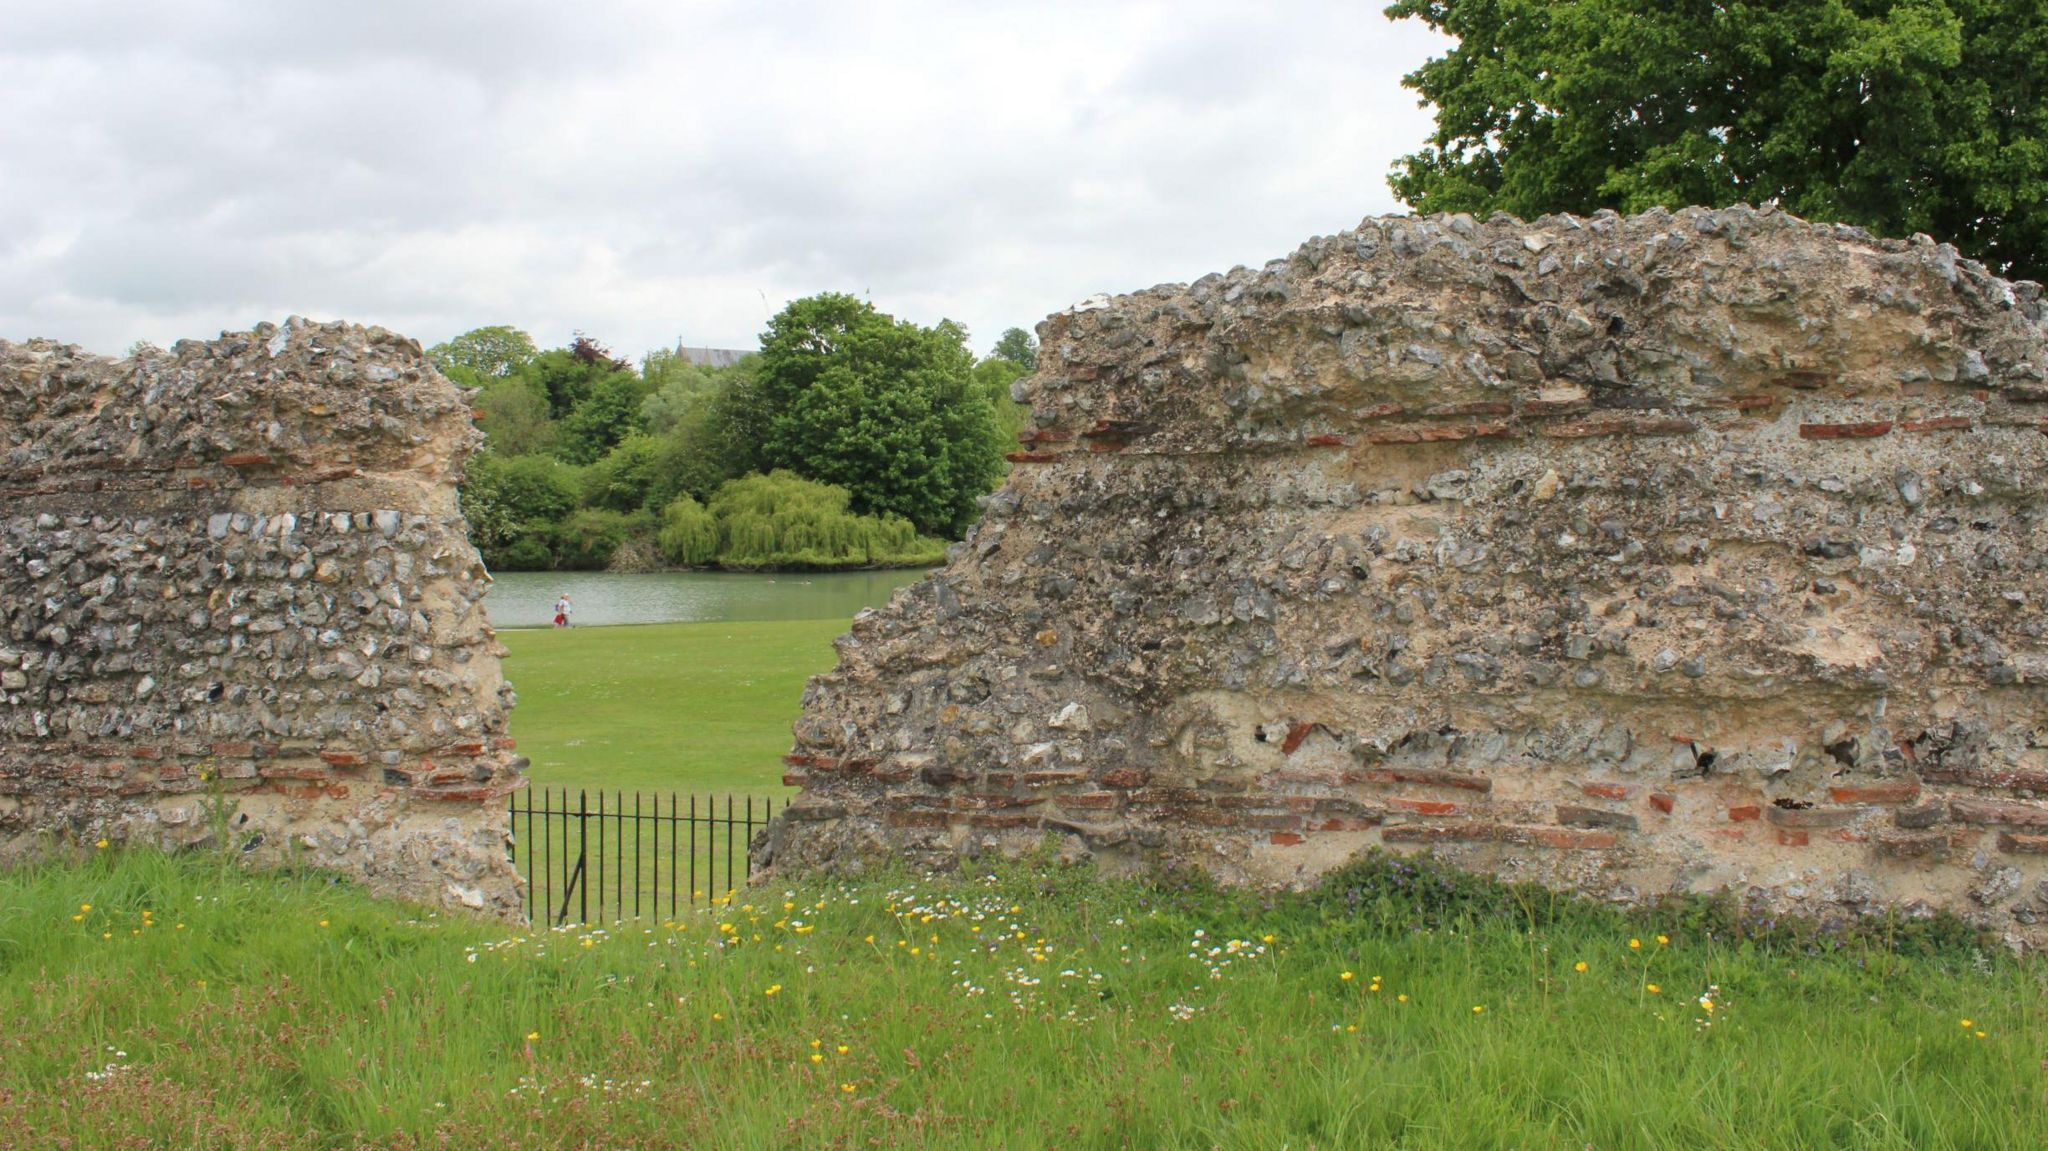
[436,296,1037,572]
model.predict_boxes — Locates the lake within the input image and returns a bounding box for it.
[484,569,933,628]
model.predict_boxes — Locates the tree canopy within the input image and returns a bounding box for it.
[990,326,1039,371]
[1385,0,2048,281]
[428,325,537,387]
[448,310,1015,571]
[754,294,1003,538]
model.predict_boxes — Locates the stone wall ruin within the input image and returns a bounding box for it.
[0,318,523,916]
[763,206,2048,947]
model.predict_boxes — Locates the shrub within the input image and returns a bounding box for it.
[582,435,664,512]
[550,509,648,570]
[487,534,555,572]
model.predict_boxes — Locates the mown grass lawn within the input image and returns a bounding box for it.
[4,849,2043,1150]
[499,619,843,797]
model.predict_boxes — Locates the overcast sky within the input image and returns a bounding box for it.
[0,1,1447,361]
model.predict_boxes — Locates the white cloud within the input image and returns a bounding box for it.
[0,0,1447,358]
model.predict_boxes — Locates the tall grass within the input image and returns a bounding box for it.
[3,848,2042,1150]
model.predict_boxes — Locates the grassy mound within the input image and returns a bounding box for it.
[2,848,2042,1149]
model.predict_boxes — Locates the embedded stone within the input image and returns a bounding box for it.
[754,207,2048,947]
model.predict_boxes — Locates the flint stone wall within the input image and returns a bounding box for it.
[763,206,2048,947]
[0,318,523,917]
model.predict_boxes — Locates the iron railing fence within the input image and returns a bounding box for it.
[507,788,776,927]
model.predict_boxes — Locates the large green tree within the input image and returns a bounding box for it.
[1385,0,2048,280]
[428,325,538,388]
[754,294,1003,537]
[989,327,1039,371]
[522,334,635,420]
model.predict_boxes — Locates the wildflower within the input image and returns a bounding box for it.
[1975,1031,1987,1040]
[319,920,330,928]
[1574,962,1588,973]
[1340,971,1355,982]
[1656,934,1669,945]
[1262,934,1276,944]
[711,1013,723,1021]
[1397,994,1408,1003]
[840,1083,857,1094]
[764,984,782,996]
[1628,938,1641,950]
[810,1053,824,1064]
[526,1032,540,1041]
[1646,984,1662,994]
[96,839,109,850]
[836,1045,849,1054]
[80,904,91,913]
[1471,1005,1485,1015]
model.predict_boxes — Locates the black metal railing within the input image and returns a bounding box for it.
[507,788,776,927]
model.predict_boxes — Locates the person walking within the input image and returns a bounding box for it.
[553,593,573,627]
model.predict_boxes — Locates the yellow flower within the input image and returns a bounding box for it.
[1574,961,1588,973]
[810,1039,822,1048]
[1960,1019,1973,1028]
[1646,984,1662,994]
[810,1053,824,1064]
[96,839,109,850]
[80,904,91,913]
[1975,1031,1987,1039]
[1628,938,1641,950]
[764,984,782,996]
[319,920,330,928]
[526,1031,540,1041]
[712,1012,723,1021]
[835,1045,849,1054]
[1340,971,1355,982]
[840,1083,857,1094]
[1397,994,1408,1003]
[1262,934,1276,944]
[1656,934,1669,946]
[1471,1005,1485,1014]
